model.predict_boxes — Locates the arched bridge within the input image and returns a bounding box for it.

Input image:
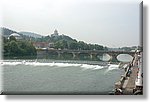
[36,49,135,62]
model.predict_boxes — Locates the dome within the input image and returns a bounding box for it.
[51,29,59,37]
[9,33,20,37]
[8,33,22,40]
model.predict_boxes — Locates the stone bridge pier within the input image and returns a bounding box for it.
[57,51,62,59]
[109,53,120,62]
[90,53,98,60]
[72,52,79,59]
[72,52,99,60]
[54,51,80,59]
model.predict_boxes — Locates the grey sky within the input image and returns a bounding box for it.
[1,0,141,47]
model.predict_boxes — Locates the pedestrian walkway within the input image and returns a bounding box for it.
[123,66,138,94]
[123,55,138,95]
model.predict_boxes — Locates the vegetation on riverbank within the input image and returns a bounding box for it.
[3,36,37,58]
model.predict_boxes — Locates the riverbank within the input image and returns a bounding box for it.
[114,51,143,95]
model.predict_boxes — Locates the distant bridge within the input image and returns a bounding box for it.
[36,48,135,62]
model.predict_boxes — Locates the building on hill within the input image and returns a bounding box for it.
[8,33,22,40]
[51,29,59,37]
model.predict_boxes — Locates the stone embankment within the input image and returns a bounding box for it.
[114,51,142,95]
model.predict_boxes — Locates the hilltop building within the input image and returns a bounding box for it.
[51,29,59,37]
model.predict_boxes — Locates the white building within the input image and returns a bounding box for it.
[8,33,22,40]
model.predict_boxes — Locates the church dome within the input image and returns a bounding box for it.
[51,29,59,37]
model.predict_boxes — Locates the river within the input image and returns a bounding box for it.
[0,59,126,95]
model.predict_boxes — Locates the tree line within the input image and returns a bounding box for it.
[32,35,108,50]
[53,40,107,50]
[3,36,37,58]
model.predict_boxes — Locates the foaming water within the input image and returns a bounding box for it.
[104,64,119,74]
[1,60,121,72]
[107,64,119,71]
[1,60,107,71]
[2,60,124,94]
[1,61,22,66]
[81,64,104,70]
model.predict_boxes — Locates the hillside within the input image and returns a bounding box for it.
[0,27,18,36]
[0,27,42,38]
[1,27,106,50]
[19,32,42,38]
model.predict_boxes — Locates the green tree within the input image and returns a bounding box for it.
[9,36,16,42]
[3,39,37,58]
[69,41,78,50]
[54,41,62,49]
[94,44,103,50]
[3,37,8,43]
[54,40,68,49]
[61,40,68,49]
[78,41,85,50]
[8,41,20,56]
[88,44,95,50]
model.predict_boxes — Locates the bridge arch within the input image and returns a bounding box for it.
[48,51,58,59]
[102,53,111,61]
[117,54,133,62]
[78,53,91,60]
[62,52,73,59]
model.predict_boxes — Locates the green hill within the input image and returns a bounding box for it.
[1,27,107,51]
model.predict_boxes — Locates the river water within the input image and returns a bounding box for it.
[0,59,126,95]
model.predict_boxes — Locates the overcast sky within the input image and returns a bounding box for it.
[0,0,141,47]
